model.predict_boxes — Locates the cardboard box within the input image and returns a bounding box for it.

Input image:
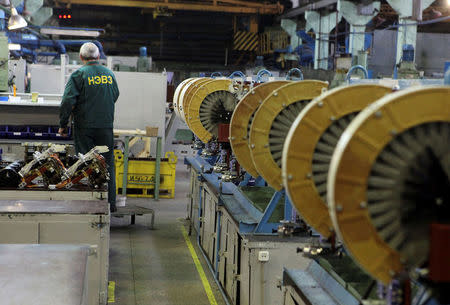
[146,126,158,137]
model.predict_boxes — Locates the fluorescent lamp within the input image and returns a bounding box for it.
[40,28,101,38]
[8,43,21,50]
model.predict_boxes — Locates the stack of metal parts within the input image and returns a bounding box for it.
[0,144,110,190]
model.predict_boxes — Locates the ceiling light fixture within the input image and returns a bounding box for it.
[8,3,27,30]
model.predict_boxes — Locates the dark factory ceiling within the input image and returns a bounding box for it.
[42,0,448,65]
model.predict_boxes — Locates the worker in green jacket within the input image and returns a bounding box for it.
[59,42,120,212]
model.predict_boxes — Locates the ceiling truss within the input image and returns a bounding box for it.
[54,0,284,14]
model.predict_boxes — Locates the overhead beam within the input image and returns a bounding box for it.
[281,0,337,18]
[55,0,283,14]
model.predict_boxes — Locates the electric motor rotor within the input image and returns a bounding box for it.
[327,86,450,284]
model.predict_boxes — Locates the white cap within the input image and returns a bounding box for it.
[79,42,99,60]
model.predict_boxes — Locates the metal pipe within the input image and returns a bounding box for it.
[285,67,304,80]
[228,71,245,79]
[37,25,105,33]
[56,39,105,58]
[8,36,106,58]
[256,69,273,83]
[346,65,368,81]
[37,51,59,57]
[8,38,66,54]
[211,72,223,78]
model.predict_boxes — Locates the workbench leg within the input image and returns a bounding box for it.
[154,136,162,201]
[147,209,155,230]
[131,214,136,225]
[121,136,130,197]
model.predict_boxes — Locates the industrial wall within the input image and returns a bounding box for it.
[114,71,167,153]
[26,65,167,154]
[370,30,450,77]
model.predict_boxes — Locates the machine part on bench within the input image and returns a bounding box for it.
[282,84,392,238]
[230,80,291,178]
[18,144,66,178]
[57,146,110,189]
[18,145,67,188]
[249,80,328,190]
[328,86,450,284]
[213,149,229,173]
[0,161,25,188]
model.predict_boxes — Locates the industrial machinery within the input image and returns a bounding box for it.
[248,80,328,189]
[229,80,291,178]
[175,74,254,179]
[18,144,66,188]
[328,86,450,303]
[0,144,110,191]
[282,84,393,238]
[58,146,110,189]
[0,161,24,187]
[179,74,321,305]
[396,45,421,79]
[179,70,449,305]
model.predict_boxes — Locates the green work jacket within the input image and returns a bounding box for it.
[59,61,120,129]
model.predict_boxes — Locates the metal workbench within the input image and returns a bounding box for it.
[0,187,107,201]
[0,200,110,305]
[0,244,92,305]
[0,94,62,125]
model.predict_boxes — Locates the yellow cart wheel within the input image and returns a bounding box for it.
[249,80,328,190]
[328,86,450,284]
[230,81,291,178]
[282,84,392,238]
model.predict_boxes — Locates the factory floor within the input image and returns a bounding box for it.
[108,160,226,305]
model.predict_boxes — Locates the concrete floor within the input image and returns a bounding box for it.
[108,161,226,305]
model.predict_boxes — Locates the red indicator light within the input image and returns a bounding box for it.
[68,15,71,19]
[63,15,67,19]
[59,15,62,18]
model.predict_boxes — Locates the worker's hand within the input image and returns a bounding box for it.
[58,127,68,137]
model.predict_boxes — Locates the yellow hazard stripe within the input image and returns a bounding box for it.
[234,32,249,48]
[234,31,258,51]
[108,281,115,303]
[181,225,218,305]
